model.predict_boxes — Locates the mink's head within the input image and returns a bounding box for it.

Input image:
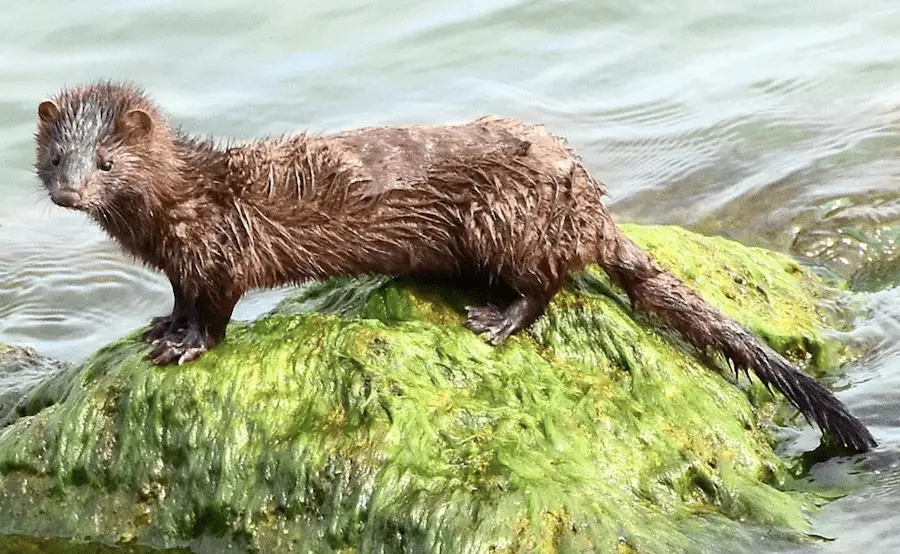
[33,81,175,215]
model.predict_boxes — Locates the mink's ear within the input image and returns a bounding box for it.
[118,108,153,140]
[37,100,60,125]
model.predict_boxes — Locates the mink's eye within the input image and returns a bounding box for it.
[99,159,113,172]
[50,154,61,167]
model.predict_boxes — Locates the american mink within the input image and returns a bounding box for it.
[33,81,876,452]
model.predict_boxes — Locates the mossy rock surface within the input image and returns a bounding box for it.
[0,224,854,554]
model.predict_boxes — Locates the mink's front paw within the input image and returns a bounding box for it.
[147,326,209,365]
[141,314,186,344]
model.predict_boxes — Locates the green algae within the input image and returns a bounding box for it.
[0,225,854,554]
[0,534,191,554]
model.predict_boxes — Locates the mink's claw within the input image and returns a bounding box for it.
[147,326,209,365]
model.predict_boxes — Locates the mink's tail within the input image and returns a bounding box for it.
[596,229,877,452]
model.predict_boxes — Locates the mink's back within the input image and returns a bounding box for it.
[219,116,612,290]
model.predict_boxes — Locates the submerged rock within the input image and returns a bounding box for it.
[0,225,859,553]
[0,344,73,427]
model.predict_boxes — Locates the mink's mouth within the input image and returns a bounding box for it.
[50,187,83,209]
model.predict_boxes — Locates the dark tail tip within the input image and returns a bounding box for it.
[735,340,877,453]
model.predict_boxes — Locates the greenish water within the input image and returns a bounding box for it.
[0,0,899,551]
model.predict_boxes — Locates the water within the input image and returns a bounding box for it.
[1,0,899,551]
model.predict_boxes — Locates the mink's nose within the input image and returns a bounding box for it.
[50,180,82,209]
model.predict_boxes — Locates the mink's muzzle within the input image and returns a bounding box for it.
[41,149,99,211]
[49,186,82,209]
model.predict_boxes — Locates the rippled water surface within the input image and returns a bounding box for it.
[2,0,900,551]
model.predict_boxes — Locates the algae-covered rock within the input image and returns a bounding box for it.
[0,225,856,554]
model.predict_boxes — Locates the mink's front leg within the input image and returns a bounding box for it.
[141,280,189,344]
[147,292,238,365]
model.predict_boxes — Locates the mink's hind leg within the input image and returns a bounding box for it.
[465,292,551,345]
[461,254,567,345]
[141,281,188,344]
[148,293,238,365]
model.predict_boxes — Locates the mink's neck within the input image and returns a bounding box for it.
[95,132,231,278]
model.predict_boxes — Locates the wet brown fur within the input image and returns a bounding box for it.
[33,81,876,452]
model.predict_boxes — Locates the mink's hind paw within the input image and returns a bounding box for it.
[466,295,548,346]
[466,304,517,345]
[147,327,209,365]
